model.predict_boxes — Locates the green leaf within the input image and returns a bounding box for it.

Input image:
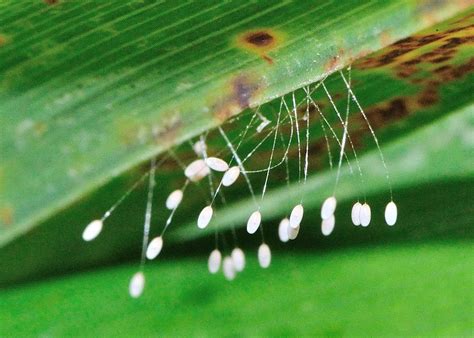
[1,2,474,285]
[0,0,471,246]
[1,3,473,334]
[1,241,472,336]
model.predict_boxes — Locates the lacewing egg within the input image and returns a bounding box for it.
[258,243,271,268]
[360,203,371,227]
[129,271,145,298]
[165,189,183,210]
[351,202,362,226]
[146,236,163,260]
[278,218,290,242]
[231,248,245,272]
[221,166,240,187]
[208,249,222,274]
[197,205,213,229]
[288,223,300,240]
[385,201,397,226]
[191,165,210,182]
[321,196,337,220]
[246,210,262,234]
[82,219,103,242]
[223,256,236,281]
[184,159,206,178]
[205,157,229,172]
[289,204,304,229]
[184,159,210,182]
[192,140,207,156]
[321,214,335,236]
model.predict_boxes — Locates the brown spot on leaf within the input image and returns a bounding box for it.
[396,65,418,78]
[262,55,274,64]
[308,138,330,163]
[440,37,467,49]
[402,59,422,66]
[417,81,440,106]
[430,55,452,63]
[358,32,448,69]
[359,9,474,85]
[446,24,474,34]
[433,65,452,73]
[233,76,258,109]
[43,0,59,5]
[297,103,317,116]
[441,57,474,81]
[394,36,416,47]
[212,74,262,122]
[364,98,410,129]
[349,11,473,148]
[235,29,284,64]
[416,34,446,46]
[245,31,274,47]
[410,56,473,87]
[324,54,342,73]
[418,49,452,62]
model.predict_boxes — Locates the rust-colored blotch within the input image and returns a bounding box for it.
[245,31,274,47]
[235,29,284,64]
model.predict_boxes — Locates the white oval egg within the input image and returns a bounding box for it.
[129,271,145,298]
[184,159,210,181]
[82,219,103,242]
[289,204,304,229]
[360,203,371,227]
[192,140,207,156]
[223,256,236,281]
[321,214,335,236]
[205,157,229,172]
[351,202,362,226]
[288,224,300,240]
[146,236,163,260]
[191,165,210,182]
[321,196,337,220]
[165,189,183,210]
[246,210,262,234]
[231,248,245,272]
[208,249,222,274]
[258,243,271,268]
[185,159,206,178]
[221,166,240,187]
[278,218,290,243]
[385,201,397,226]
[197,206,213,229]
